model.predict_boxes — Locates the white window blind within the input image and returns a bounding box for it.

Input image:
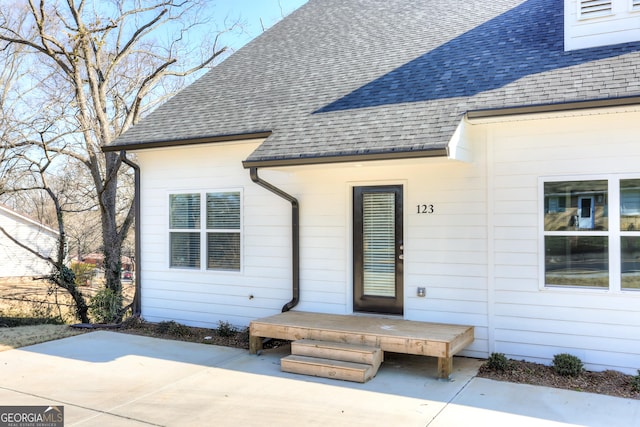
[633,0,640,10]
[207,192,240,229]
[206,192,241,271]
[362,192,396,297]
[169,194,200,268]
[170,193,200,229]
[170,232,201,268]
[579,0,613,17]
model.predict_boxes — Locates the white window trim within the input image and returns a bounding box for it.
[168,188,243,274]
[539,174,640,294]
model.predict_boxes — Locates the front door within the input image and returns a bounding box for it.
[353,185,403,315]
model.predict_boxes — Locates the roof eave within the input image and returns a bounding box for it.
[242,148,449,169]
[466,95,640,121]
[101,131,273,153]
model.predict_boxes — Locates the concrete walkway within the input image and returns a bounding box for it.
[0,331,638,426]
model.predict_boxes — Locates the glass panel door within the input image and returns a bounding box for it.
[362,192,396,297]
[353,185,403,314]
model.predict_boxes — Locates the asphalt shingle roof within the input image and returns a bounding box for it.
[108,0,640,165]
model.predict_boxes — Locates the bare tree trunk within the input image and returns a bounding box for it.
[0,0,236,323]
[101,158,127,320]
[49,265,90,323]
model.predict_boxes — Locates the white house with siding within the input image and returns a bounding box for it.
[105,0,640,374]
[0,205,58,278]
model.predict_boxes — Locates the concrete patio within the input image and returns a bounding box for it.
[0,331,638,426]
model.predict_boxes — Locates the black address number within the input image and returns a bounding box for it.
[417,204,434,214]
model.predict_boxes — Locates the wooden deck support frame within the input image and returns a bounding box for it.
[249,311,474,379]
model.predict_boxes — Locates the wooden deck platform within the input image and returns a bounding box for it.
[249,311,474,379]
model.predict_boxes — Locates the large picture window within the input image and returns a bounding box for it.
[620,179,640,289]
[169,191,241,271]
[543,180,608,288]
[542,177,640,291]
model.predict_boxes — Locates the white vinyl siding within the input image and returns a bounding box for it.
[136,109,640,375]
[488,110,640,374]
[137,141,287,327]
[0,207,58,278]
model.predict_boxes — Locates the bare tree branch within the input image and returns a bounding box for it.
[0,0,242,323]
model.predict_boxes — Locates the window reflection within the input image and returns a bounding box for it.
[544,180,608,231]
[621,236,640,290]
[545,236,608,288]
[620,179,640,231]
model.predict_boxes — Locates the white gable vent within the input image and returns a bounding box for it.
[579,0,613,17]
[566,0,640,50]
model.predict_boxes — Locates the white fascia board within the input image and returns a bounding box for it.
[465,104,640,125]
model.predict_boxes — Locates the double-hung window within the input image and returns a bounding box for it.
[620,179,640,289]
[169,191,241,271]
[542,176,640,291]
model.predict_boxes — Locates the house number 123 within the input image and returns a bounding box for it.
[417,204,434,214]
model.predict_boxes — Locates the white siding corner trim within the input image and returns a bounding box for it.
[447,119,473,162]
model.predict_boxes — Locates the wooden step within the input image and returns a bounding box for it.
[281,355,376,383]
[291,339,383,371]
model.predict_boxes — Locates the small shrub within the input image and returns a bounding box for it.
[237,327,250,341]
[89,288,122,324]
[552,353,584,377]
[217,320,238,337]
[486,352,510,371]
[156,320,191,337]
[120,315,144,329]
[70,262,96,286]
[631,370,640,392]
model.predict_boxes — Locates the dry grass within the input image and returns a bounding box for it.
[0,277,135,323]
[0,278,80,322]
[0,324,85,352]
[0,277,132,351]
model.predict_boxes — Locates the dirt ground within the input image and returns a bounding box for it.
[477,358,640,399]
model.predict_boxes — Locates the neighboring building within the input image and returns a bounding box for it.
[104,0,640,374]
[77,253,134,272]
[0,205,59,279]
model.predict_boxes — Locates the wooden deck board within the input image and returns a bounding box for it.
[249,311,474,379]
